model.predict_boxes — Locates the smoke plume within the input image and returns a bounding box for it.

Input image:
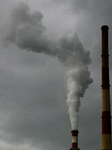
[1,2,93,130]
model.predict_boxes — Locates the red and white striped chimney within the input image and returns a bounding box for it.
[70,130,79,150]
[101,25,111,150]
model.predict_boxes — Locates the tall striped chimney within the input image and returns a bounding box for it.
[70,130,80,150]
[101,25,111,150]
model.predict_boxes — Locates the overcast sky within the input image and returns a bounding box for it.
[0,1,112,150]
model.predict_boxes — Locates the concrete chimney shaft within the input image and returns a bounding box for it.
[101,25,111,150]
[70,130,80,150]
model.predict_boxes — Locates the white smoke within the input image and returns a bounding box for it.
[0,2,93,130]
[56,34,93,129]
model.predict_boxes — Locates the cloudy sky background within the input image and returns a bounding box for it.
[0,1,112,150]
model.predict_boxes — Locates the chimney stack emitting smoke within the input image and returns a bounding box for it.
[70,130,79,150]
[101,25,111,150]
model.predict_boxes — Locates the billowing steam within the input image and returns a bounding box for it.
[1,2,93,130]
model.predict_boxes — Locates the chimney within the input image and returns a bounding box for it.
[70,130,80,150]
[101,25,111,150]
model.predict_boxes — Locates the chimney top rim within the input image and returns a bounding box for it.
[101,25,109,30]
[71,130,79,133]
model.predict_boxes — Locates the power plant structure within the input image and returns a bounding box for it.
[69,25,111,150]
[101,25,111,150]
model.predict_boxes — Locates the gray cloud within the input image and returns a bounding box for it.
[1,2,93,132]
[0,1,111,150]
